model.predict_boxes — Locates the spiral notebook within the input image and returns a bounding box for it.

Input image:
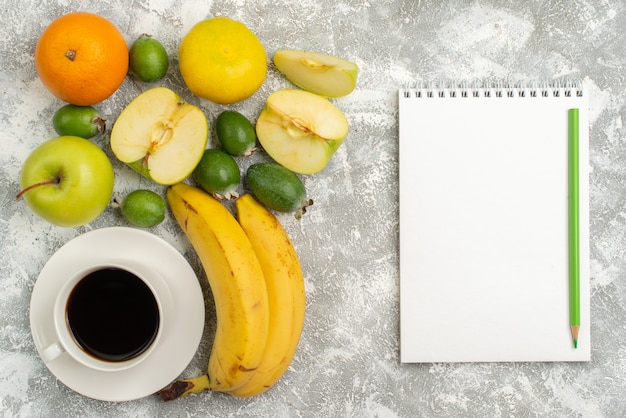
[399,81,591,363]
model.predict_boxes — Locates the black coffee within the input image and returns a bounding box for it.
[66,267,160,362]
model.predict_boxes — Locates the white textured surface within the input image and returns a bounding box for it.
[1,0,625,416]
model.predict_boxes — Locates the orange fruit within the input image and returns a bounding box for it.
[35,12,128,106]
[178,17,267,104]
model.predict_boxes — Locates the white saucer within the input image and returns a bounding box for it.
[30,227,205,402]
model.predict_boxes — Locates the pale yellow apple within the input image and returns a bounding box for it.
[256,89,349,174]
[110,87,208,185]
[273,50,359,98]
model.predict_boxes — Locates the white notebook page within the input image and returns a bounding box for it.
[399,84,590,363]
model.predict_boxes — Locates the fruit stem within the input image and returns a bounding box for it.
[157,374,210,401]
[141,153,151,167]
[93,117,107,134]
[15,178,60,200]
[157,380,195,401]
[295,198,314,220]
[65,49,76,61]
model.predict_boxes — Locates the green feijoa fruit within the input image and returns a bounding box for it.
[52,104,106,138]
[129,35,169,82]
[194,149,241,199]
[246,162,312,218]
[215,110,257,156]
[121,189,166,228]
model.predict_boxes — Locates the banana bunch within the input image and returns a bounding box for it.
[158,184,305,400]
[230,194,306,397]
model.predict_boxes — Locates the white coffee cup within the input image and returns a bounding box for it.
[40,260,171,372]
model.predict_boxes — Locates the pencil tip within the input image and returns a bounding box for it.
[570,326,580,349]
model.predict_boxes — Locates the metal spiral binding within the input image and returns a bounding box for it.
[402,78,584,99]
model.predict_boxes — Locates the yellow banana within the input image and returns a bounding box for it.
[228,194,306,397]
[158,183,269,400]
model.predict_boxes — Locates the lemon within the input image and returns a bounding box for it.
[179,17,267,104]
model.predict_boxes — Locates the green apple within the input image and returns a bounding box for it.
[273,50,359,97]
[17,135,114,227]
[110,87,208,185]
[255,88,349,174]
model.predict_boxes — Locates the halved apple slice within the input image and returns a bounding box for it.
[110,87,208,185]
[273,50,359,98]
[256,88,349,174]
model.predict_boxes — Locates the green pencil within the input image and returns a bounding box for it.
[568,108,580,349]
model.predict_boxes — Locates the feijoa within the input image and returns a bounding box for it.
[194,149,241,199]
[52,104,106,138]
[215,110,257,156]
[129,35,169,82]
[121,190,166,228]
[246,162,312,218]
